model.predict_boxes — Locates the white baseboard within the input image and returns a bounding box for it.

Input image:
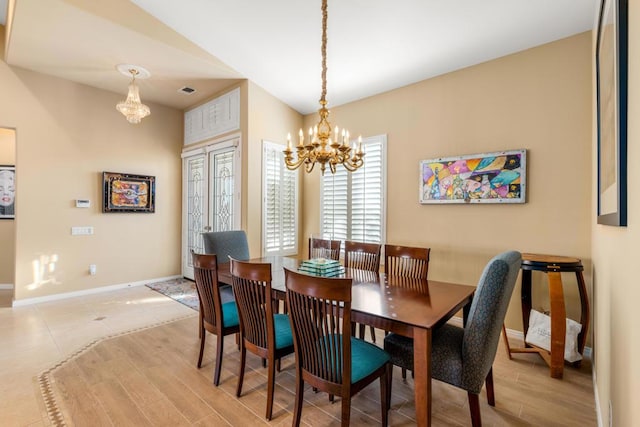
[593,370,604,427]
[11,275,181,307]
[0,284,14,290]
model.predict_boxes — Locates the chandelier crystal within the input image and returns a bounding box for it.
[116,68,150,124]
[283,0,364,175]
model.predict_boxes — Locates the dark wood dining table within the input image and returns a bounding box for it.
[218,256,475,427]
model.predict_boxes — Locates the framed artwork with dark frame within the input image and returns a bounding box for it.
[596,0,628,226]
[0,165,15,219]
[102,171,155,213]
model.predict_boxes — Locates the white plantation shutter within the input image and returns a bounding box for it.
[321,135,386,245]
[263,141,299,256]
[321,166,349,242]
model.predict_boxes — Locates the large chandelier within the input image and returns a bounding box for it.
[283,0,364,175]
[116,65,151,124]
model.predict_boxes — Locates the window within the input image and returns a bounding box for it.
[321,135,386,245]
[262,141,299,256]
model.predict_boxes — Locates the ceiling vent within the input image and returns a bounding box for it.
[179,86,196,95]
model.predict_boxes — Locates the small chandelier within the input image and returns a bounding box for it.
[116,64,151,124]
[283,0,364,175]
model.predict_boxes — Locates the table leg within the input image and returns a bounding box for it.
[413,327,432,426]
[548,271,566,379]
[575,271,590,356]
[521,269,533,343]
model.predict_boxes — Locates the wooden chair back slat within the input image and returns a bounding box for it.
[193,253,223,329]
[344,241,381,272]
[229,259,274,351]
[285,268,352,387]
[309,237,342,260]
[384,244,431,280]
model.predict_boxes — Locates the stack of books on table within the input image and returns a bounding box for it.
[298,258,345,278]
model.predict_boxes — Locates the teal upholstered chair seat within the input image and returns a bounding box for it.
[273,313,294,349]
[314,334,391,383]
[384,250,522,426]
[221,301,239,328]
[350,336,391,383]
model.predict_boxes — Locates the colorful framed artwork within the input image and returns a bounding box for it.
[419,149,526,204]
[596,0,628,226]
[102,171,155,213]
[0,165,16,219]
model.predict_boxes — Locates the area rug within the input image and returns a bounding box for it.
[145,277,234,311]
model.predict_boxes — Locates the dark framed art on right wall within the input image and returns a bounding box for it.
[596,0,628,226]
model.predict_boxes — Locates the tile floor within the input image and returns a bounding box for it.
[0,286,195,426]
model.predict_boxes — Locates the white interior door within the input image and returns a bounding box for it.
[182,137,241,279]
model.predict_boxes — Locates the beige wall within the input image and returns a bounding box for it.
[302,33,592,332]
[0,58,183,302]
[591,2,640,425]
[246,80,303,257]
[0,128,16,285]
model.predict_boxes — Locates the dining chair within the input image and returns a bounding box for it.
[284,268,391,427]
[384,244,431,378]
[383,250,522,427]
[384,244,431,280]
[344,240,382,342]
[308,237,341,260]
[200,230,249,335]
[192,252,240,386]
[229,258,295,420]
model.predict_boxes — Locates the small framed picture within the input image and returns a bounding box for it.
[0,165,15,219]
[102,171,155,213]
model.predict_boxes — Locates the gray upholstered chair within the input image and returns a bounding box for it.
[383,250,521,427]
[202,230,250,262]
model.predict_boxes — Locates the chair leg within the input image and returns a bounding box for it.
[266,355,276,420]
[276,358,281,372]
[341,394,351,427]
[485,367,495,406]
[262,358,267,368]
[401,367,407,379]
[213,334,224,386]
[197,327,206,368]
[369,325,377,343]
[358,323,365,339]
[468,392,482,427]
[292,374,304,427]
[501,324,512,360]
[236,343,246,397]
[198,311,203,339]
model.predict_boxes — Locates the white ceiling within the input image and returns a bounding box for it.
[3,0,599,114]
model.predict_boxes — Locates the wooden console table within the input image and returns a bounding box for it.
[504,253,590,379]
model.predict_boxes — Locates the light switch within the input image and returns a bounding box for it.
[71,226,94,236]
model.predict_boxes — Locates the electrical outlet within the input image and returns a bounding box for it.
[89,264,97,275]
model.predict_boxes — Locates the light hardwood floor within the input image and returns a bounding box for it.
[0,286,597,426]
